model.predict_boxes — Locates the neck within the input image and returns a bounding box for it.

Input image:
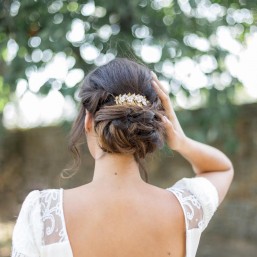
[92,152,145,187]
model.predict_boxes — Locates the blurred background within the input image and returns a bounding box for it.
[0,0,257,256]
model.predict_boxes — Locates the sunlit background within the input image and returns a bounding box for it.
[1,0,257,129]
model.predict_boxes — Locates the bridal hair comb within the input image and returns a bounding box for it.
[115,93,150,107]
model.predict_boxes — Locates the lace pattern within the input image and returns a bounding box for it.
[11,248,27,257]
[168,187,204,230]
[167,177,219,233]
[12,178,218,257]
[11,190,42,257]
[40,189,68,245]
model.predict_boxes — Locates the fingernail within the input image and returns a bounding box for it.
[151,81,157,86]
[151,71,157,77]
[162,116,168,123]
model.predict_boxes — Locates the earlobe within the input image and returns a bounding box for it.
[84,110,92,133]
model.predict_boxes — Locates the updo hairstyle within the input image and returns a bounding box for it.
[67,58,166,180]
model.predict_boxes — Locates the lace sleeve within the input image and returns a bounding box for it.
[168,177,219,232]
[11,190,42,257]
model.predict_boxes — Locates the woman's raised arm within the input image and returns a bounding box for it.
[151,72,234,205]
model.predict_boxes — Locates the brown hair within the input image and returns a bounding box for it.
[64,58,165,181]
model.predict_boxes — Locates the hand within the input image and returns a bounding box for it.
[151,73,234,205]
[151,72,187,151]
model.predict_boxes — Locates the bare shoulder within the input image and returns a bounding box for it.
[138,182,183,218]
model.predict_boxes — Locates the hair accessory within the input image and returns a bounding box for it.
[115,93,150,107]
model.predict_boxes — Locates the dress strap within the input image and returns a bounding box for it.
[166,177,219,257]
[40,189,68,245]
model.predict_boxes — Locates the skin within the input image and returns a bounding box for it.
[63,74,234,257]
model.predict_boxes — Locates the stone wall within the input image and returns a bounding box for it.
[0,103,257,256]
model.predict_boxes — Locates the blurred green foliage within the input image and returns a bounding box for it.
[0,0,256,150]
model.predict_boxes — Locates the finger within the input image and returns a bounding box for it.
[151,72,169,95]
[151,72,177,119]
[152,81,172,109]
[152,80,176,120]
[162,115,170,124]
[162,115,175,134]
[151,80,168,99]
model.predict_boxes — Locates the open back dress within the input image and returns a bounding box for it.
[11,177,219,257]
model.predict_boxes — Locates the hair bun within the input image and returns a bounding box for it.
[94,105,165,159]
[67,58,165,180]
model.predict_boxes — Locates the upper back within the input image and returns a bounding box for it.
[11,177,219,257]
[63,183,186,257]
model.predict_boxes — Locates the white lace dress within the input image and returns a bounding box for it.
[11,177,219,257]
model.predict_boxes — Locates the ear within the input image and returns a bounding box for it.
[84,110,93,133]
